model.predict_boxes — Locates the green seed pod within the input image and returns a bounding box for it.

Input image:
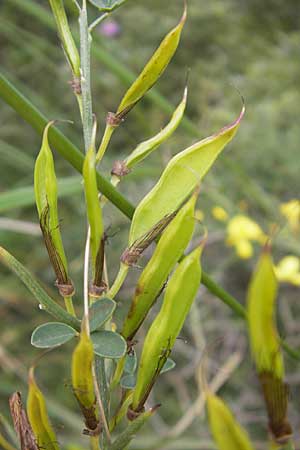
[71,322,99,433]
[83,136,104,289]
[48,0,80,79]
[95,5,187,164]
[122,190,198,341]
[123,86,188,170]
[131,244,203,413]
[129,106,244,247]
[207,393,255,450]
[34,122,72,295]
[247,246,283,377]
[27,368,59,450]
[247,246,292,444]
[116,5,187,119]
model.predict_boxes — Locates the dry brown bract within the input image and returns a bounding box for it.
[9,391,39,450]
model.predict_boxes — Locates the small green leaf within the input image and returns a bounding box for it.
[91,331,126,359]
[120,374,136,390]
[124,349,137,374]
[89,298,116,332]
[160,358,176,374]
[31,322,77,348]
[88,0,128,11]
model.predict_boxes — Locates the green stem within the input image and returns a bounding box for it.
[89,13,109,33]
[64,295,76,316]
[96,124,115,165]
[90,436,102,450]
[109,392,133,433]
[108,263,129,300]
[0,72,134,219]
[201,271,246,319]
[79,0,93,151]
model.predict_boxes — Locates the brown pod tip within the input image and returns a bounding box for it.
[127,404,145,421]
[89,282,107,298]
[271,422,293,445]
[55,280,75,297]
[69,77,82,95]
[78,403,100,435]
[111,160,131,178]
[106,112,123,128]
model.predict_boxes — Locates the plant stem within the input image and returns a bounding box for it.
[83,227,91,331]
[79,0,93,151]
[90,435,102,450]
[201,271,246,319]
[64,295,76,316]
[89,13,109,33]
[108,263,129,300]
[96,124,115,164]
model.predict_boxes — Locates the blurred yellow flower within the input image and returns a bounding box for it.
[226,215,266,259]
[274,255,300,286]
[212,206,228,222]
[195,209,205,222]
[280,199,300,232]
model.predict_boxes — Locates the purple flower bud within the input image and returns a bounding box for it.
[99,20,121,38]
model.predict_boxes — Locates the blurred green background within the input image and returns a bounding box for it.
[1,0,300,449]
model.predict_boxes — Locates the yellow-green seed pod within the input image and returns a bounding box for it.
[247,246,292,444]
[72,323,99,432]
[96,2,187,161]
[83,140,104,286]
[34,122,70,289]
[247,246,283,378]
[207,393,255,450]
[27,368,59,450]
[48,0,80,78]
[124,86,188,169]
[122,190,198,341]
[128,106,245,246]
[132,244,203,412]
[116,5,187,118]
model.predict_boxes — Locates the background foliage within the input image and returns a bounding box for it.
[1,0,300,448]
